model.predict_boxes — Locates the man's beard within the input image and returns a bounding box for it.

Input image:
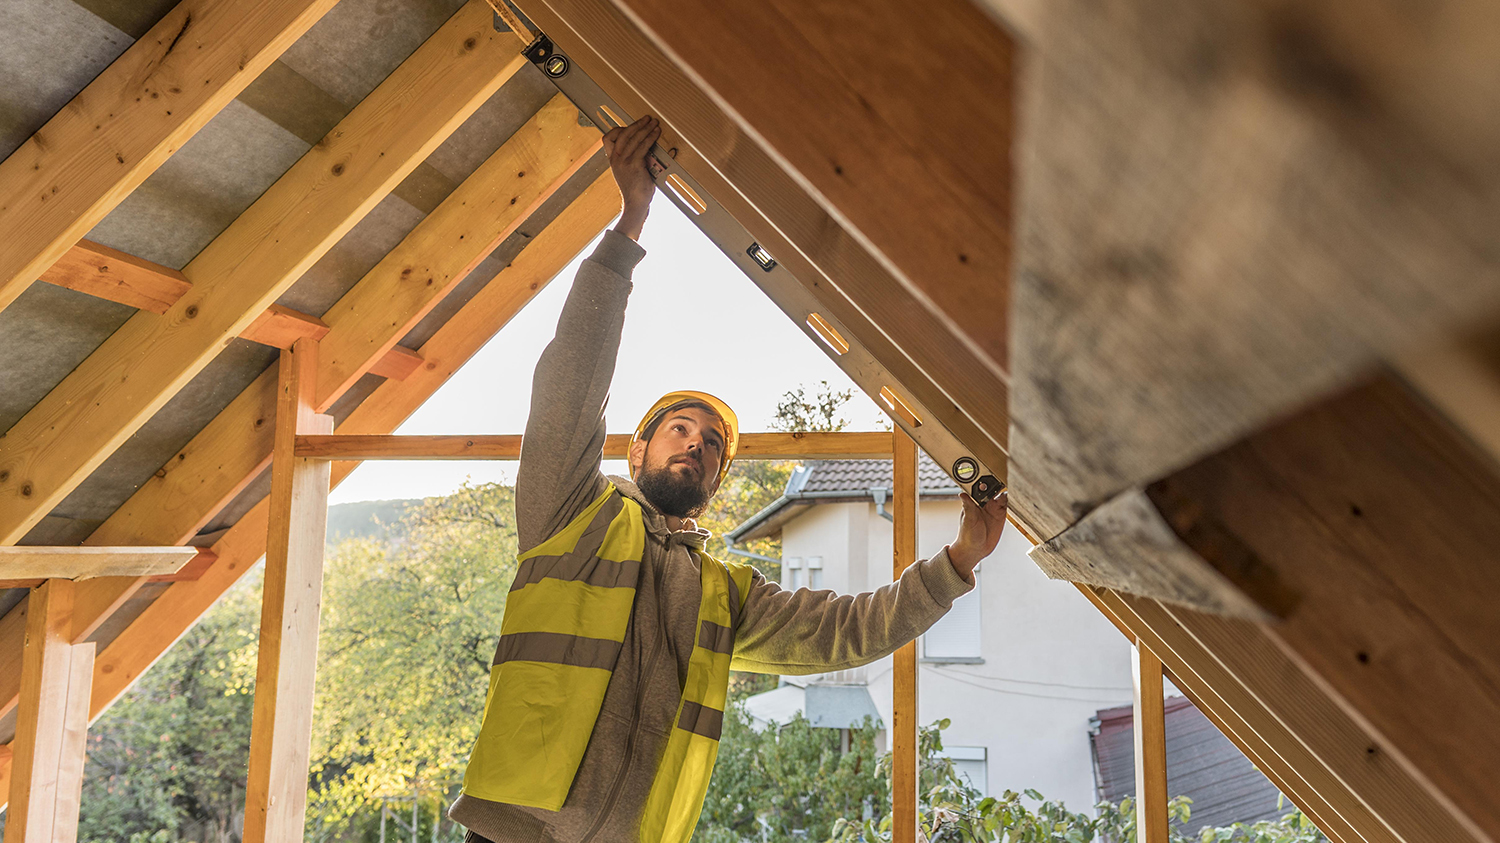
[637,460,713,519]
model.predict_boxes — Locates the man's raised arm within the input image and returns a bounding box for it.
[513,117,662,551]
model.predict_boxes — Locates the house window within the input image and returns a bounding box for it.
[786,556,803,590]
[806,555,824,589]
[941,746,988,794]
[923,572,982,661]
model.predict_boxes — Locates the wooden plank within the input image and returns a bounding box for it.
[1006,0,1500,541]
[0,0,528,546]
[0,172,622,737]
[0,547,197,581]
[145,548,218,583]
[239,304,331,349]
[1132,642,1169,843]
[0,0,340,313]
[38,241,191,314]
[1394,325,1500,470]
[311,93,599,409]
[293,431,895,460]
[368,346,425,381]
[0,171,624,799]
[1144,373,1500,841]
[1079,587,1372,843]
[516,0,1011,482]
[6,580,94,843]
[610,0,1013,373]
[1063,372,1500,841]
[891,429,918,843]
[242,340,333,843]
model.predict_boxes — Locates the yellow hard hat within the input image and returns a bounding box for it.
[629,390,739,487]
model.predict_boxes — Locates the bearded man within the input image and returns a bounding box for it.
[450,116,1009,843]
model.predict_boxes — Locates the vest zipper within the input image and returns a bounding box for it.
[579,536,674,843]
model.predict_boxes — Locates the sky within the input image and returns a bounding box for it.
[329,193,889,504]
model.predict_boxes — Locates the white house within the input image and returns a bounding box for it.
[725,456,1137,812]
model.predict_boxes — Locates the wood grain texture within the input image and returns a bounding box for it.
[6,580,93,843]
[0,547,197,581]
[611,0,1013,374]
[0,172,622,791]
[0,0,527,546]
[242,340,332,843]
[0,0,340,313]
[1007,0,1500,541]
[294,431,895,460]
[891,430,918,843]
[1132,643,1169,843]
[239,304,331,349]
[38,241,191,314]
[517,0,1010,481]
[312,93,599,409]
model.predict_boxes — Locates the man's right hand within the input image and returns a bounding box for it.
[603,115,661,241]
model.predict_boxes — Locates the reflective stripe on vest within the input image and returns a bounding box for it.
[460,483,756,843]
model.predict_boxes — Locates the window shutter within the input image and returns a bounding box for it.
[923,574,982,660]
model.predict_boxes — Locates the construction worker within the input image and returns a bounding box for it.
[449,116,1010,843]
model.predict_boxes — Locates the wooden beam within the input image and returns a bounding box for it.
[1394,325,1500,470]
[145,549,219,584]
[293,431,895,460]
[1132,642,1169,843]
[0,0,340,314]
[0,0,528,546]
[239,304,331,349]
[608,0,1013,373]
[0,171,623,797]
[368,346,425,381]
[243,339,333,843]
[38,241,191,314]
[891,429,918,843]
[6,580,95,843]
[515,0,1010,486]
[0,547,198,583]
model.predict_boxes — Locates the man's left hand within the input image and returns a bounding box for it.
[947,490,1009,584]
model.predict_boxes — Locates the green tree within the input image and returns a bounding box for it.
[75,571,262,843]
[307,482,520,840]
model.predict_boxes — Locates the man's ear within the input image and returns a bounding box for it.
[629,438,647,475]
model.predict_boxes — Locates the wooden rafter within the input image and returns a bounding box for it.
[0,547,198,584]
[293,431,896,460]
[514,0,1010,482]
[0,0,528,547]
[0,0,340,313]
[0,169,624,809]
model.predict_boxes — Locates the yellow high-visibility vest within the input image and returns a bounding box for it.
[461,484,754,843]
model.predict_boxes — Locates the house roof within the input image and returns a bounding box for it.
[725,454,960,544]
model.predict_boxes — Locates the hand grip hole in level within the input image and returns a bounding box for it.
[806,313,849,355]
[879,386,922,428]
[664,174,707,215]
[596,105,624,130]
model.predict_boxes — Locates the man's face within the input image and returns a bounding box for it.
[631,407,726,519]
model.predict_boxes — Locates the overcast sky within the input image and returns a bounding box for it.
[330,195,890,505]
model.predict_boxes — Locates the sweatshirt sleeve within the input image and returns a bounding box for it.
[729,547,975,675]
[514,230,645,553]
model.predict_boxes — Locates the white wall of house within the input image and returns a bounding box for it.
[777,499,1136,813]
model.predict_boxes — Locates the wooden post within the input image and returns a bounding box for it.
[1133,641,1169,843]
[243,339,334,843]
[891,429,919,843]
[6,579,95,843]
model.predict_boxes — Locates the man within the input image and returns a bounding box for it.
[450,116,1010,843]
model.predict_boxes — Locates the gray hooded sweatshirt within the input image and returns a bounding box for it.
[449,231,973,842]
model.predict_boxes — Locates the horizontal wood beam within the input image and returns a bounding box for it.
[0,0,339,314]
[367,346,425,381]
[0,0,528,547]
[38,241,191,314]
[293,431,895,461]
[0,169,624,810]
[0,547,198,582]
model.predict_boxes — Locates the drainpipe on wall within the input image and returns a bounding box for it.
[871,488,895,522]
